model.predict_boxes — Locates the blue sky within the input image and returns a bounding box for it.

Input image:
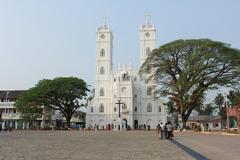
[0,0,240,91]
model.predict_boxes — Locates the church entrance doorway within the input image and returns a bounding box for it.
[123,119,127,129]
[134,120,138,129]
[99,119,104,130]
[147,119,152,130]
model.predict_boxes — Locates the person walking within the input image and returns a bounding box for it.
[164,123,168,139]
[166,122,173,140]
[156,124,161,139]
[156,124,160,135]
[171,124,174,138]
[160,122,164,139]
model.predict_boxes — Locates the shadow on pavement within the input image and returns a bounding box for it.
[170,139,209,160]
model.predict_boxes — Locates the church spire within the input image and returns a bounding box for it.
[103,16,108,28]
[140,15,156,65]
[145,14,150,24]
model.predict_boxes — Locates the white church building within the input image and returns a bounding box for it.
[86,18,167,130]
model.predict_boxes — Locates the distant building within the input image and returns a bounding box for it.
[187,115,222,131]
[227,105,240,132]
[0,90,85,130]
[0,90,28,129]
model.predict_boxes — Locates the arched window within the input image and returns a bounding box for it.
[135,107,137,112]
[146,47,151,56]
[100,66,105,75]
[100,49,105,57]
[147,103,152,112]
[121,87,126,93]
[122,104,127,110]
[91,107,94,113]
[99,104,104,113]
[158,106,161,112]
[100,88,104,96]
[147,87,152,95]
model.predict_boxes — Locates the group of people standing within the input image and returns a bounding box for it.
[156,122,174,140]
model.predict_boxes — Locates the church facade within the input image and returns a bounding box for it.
[86,19,167,129]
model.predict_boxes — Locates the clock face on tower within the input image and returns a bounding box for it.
[100,34,105,39]
[145,32,150,37]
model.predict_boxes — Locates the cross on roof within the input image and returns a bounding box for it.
[145,14,151,24]
[103,16,108,26]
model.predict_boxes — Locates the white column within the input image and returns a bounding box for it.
[15,121,18,130]
[26,122,29,129]
[2,121,5,129]
[23,122,25,130]
[41,120,45,128]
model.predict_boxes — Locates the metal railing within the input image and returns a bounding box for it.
[1,113,20,119]
[0,102,15,108]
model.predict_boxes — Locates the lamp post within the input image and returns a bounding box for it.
[5,91,9,102]
[224,93,230,130]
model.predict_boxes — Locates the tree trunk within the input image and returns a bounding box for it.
[181,113,187,129]
[182,118,187,129]
[65,115,72,129]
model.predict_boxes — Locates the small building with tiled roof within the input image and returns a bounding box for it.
[187,115,222,131]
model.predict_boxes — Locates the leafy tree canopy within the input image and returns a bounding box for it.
[165,101,175,115]
[15,77,89,127]
[140,39,240,128]
[227,90,240,106]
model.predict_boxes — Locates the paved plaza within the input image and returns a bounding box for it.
[0,131,239,160]
[173,131,240,160]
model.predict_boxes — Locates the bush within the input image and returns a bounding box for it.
[42,125,52,130]
[30,125,39,130]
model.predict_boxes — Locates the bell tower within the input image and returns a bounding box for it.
[95,17,113,111]
[140,15,156,65]
[96,17,113,81]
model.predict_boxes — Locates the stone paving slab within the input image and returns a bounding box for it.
[0,131,193,160]
[174,131,240,160]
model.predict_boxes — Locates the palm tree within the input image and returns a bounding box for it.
[203,104,215,115]
[214,93,226,127]
[214,93,224,109]
[196,103,216,116]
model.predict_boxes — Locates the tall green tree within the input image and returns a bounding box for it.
[214,93,226,121]
[140,39,240,128]
[214,93,224,108]
[15,89,43,126]
[15,77,89,128]
[165,101,176,114]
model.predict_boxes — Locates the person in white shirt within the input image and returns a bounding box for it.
[166,122,173,140]
[160,122,164,139]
